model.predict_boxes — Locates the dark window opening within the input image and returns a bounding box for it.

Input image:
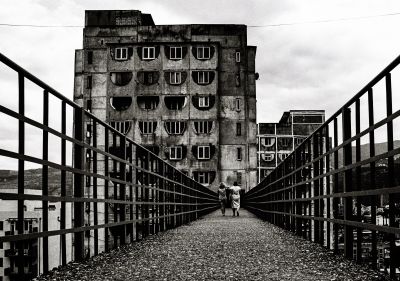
[192,71,215,85]
[237,147,242,161]
[138,121,157,134]
[236,123,242,136]
[165,121,186,135]
[86,76,92,89]
[0,221,3,231]
[138,71,159,85]
[236,73,240,87]
[86,99,92,112]
[164,96,186,110]
[110,121,132,135]
[193,121,213,134]
[192,171,216,185]
[87,51,93,64]
[137,96,159,110]
[164,71,187,85]
[110,72,133,86]
[110,97,132,111]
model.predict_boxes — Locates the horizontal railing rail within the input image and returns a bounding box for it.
[244,54,400,279]
[0,52,218,280]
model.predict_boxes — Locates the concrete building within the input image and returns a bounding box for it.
[74,10,258,192]
[257,110,325,182]
[0,188,72,281]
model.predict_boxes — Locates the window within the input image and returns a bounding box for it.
[235,51,241,62]
[0,221,3,231]
[144,72,154,84]
[235,98,241,111]
[194,121,213,134]
[137,96,159,110]
[0,257,2,267]
[115,47,128,60]
[86,124,92,138]
[192,95,215,110]
[143,47,156,60]
[165,121,186,135]
[281,138,291,147]
[139,121,157,134]
[198,96,210,108]
[198,146,211,160]
[192,71,215,85]
[197,47,211,59]
[170,72,182,84]
[110,121,132,135]
[236,171,242,185]
[193,171,216,185]
[110,97,132,111]
[236,123,241,136]
[237,147,242,161]
[170,46,183,59]
[110,72,133,86]
[164,96,186,110]
[169,146,183,160]
[262,137,273,146]
[87,76,92,89]
[86,99,92,112]
[280,153,290,160]
[262,153,275,162]
[87,51,93,64]
[197,71,210,84]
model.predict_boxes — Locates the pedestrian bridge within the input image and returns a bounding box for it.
[0,52,400,280]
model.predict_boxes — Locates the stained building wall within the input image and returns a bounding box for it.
[74,10,257,193]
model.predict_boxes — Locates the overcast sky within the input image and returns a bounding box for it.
[1,0,400,169]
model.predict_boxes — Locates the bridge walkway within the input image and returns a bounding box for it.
[36,210,386,281]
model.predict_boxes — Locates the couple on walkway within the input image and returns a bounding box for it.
[217,182,242,216]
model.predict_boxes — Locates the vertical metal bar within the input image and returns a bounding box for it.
[386,73,396,279]
[333,118,339,253]
[355,99,362,263]
[60,101,66,265]
[313,134,320,243]
[325,126,331,250]
[342,108,353,259]
[368,89,377,267]
[17,73,25,278]
[92,120,98,255]
[73,107,85,261]
[119,135,127,244]
[104,127,109,250]
[129,142,134,243]
[42,90,49,273]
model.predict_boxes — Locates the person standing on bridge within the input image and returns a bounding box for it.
[230,181,242,217]
[217,182,228,216]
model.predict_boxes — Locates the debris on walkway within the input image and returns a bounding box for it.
[35,210,389,281]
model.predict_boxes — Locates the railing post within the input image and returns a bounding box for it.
[42,90,49,273]
[386,73,397,279]
[73,107,85,261]
[342,108,353,260]
[17,72,25,279]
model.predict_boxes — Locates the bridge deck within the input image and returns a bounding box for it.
[37,210,386,281]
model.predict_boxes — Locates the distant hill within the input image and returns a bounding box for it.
[336,140,400,167]
[0,167,73,196]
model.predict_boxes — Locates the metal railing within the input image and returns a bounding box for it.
[0,53,218,280]
[244,55,400,279]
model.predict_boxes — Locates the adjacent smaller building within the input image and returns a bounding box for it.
[257,110,325,183]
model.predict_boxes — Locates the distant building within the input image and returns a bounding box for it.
[257,110,325,183]
[0,188,72,281]
[73,10,258,192]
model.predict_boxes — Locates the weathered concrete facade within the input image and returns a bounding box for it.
[257,110,325,183]
[74,10,258,191]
